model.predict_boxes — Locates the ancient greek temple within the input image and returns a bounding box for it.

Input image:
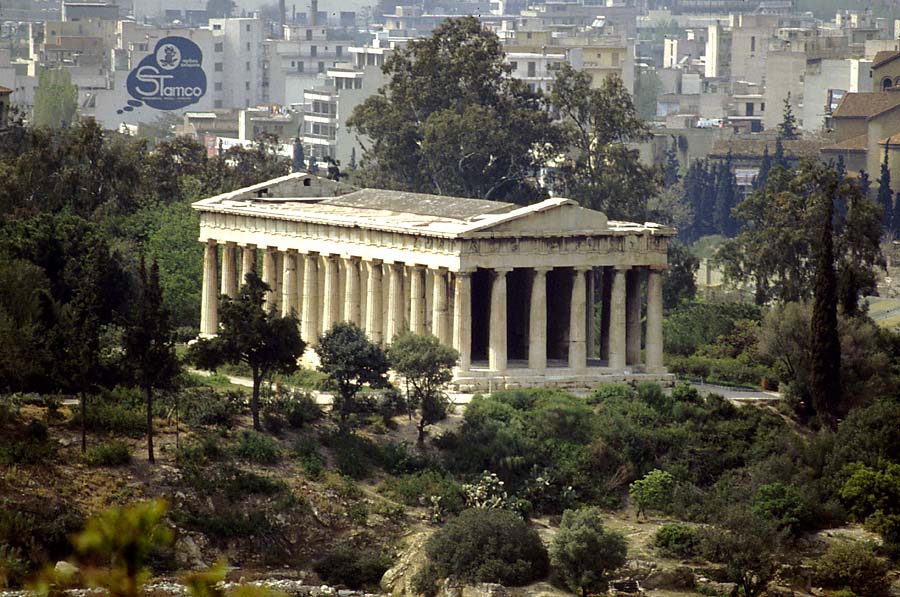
[194,173,674,390]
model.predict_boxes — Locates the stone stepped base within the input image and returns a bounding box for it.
[450,368,675,393]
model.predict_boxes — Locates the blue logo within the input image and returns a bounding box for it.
[119,36,207,114]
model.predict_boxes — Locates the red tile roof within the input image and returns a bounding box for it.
[822,133,869,153]
[0,85,12,94]
[873,50,900,70]
[831,90,900,119]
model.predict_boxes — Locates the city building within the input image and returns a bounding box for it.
[193,172,674,391]
[0,85,11,129]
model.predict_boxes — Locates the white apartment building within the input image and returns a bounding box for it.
[506,49,581,94]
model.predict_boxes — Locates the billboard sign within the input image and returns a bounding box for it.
[119,36,207,114]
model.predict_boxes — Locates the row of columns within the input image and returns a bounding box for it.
[200,241,664,375]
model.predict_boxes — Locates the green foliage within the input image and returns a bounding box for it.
[347,17,556,203]
[188,273,305,431]
[317,322,390,429]
[662,242,699,310]
[292,435,326,479]
[175,434,225,464]
[313,545,392,590]
[653,523,699,559]
[85,442,132,467]
[586,383,635,405]
[550,506,627,596]
[750,483,806,532]
[0,545,28,588]
[663,300,762,356]
[72,499,173,597]
[73,394,146,436]
[388,332,457,443]
[629,469,675,518]
[179,388,245,428]
[381,471,465,515]
[233,431,282,465]
[550,64,657,220]
[777,93,799,140]
[421,508,549,586]
[262,389,323,433]
[697,511,780,597]
[32,67,78,129]
[814,541,890,596]
[666,355,773,387]
[174,510,272,542]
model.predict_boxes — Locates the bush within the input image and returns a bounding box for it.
[175,434,225,464]
[664,301,762,357]
[219,466,286,500]
[73,395,145,436]
[85,441,131,466]
[814,541,890,597]
[587,383,636,405]
[233,431,281,464]
[293,435,326,479]
[0,545,28,588]
[314,545,392,590]
[629,469,675,518]
[264,390,323,433]
[175,510,272,542]
[654,523,699,558]
[550,507,627,596]
[381,471,465,514]
[0,436,56,465]
[323,431,378,479]
[421,508,548,586]
[179,388,244,428]
[750,483,807,533]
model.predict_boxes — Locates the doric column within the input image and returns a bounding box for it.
[646,267,665,372]
[528,267,550,371]
[321,254,339,333]
[221,242,238,298]
[569,267,589,371]
[586,269,595,359]
[365,260,383,343]
[626,268,642,365]
[409,265,425,335]
[200,240,218,336]
[386,262,404,343]
[274,252,284,313]
[489,268,510,372]
[431,268,450,345]
[453,270,473,372]
[281,250,297,317]
[240,244,256,289]
[600,267,612,361]
[301,253,319,344]
[609,266,628,370]
[343,256,360,325]
[262,248,276,310]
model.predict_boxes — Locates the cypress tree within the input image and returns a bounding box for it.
[809,173,842,429]
[878,150,892,234]
[859,169,870,198]
[664,138,680,186]
[777,92,799,140]
[773,137,787,170]
[755,145,771,190]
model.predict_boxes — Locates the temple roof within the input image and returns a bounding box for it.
[193,172,674,238]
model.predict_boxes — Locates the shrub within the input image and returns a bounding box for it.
[175,434,225,464]
[323,431,377,479]
[85,441,132,466]
[314,545,392,590]
[550,507,627,596]
[73,395,145,436]
[293,435,326,479]
[0,436,56,465]
[377,440,432,475]
[381,471,465,514]
[664,301,762,357]
[175,510,272,541]
[219,466,285,500]
[586,383,635,405]
[750,483,806,533]
[0,545,28,588]
[422,508,548,586]
[814,541,890,597]
[179,388,243,428]
[629,469,675,518]
[233,431,281,464]
[653,523,699,558]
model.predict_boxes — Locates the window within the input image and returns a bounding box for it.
[214,62,223,72]
[214,100,223,108]
[246,24,251,32]
[298,61,304,72]
[355,78,362,89]
[527,61,536,77]
[761,102,765,112]
[245,81,250,90]
[214,42,223,52]
[611,51,620,67]
[310,45,317,57]
[291,60,295,67]
[751,35,756,52]
[246,42,250,51]
[509,61,518,70]
[336,46,342,57]
[318,61,324,73]
[214,82,223,90]
[306,29,313,40]
[745,102,754,116]
[246,61,250,70]
[137,43,148,51]
[213,23,221,30]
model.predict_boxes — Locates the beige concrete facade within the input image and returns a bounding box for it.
[194,173,675,391]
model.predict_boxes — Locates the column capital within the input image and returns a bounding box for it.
[408,263,425,271]
[342,254,361,262]
[201,239,217,247]
[573,265,593,273]
[362,257,383,264]
[648,265,667,272]
[614,264,632,272]
[239,242,256,249]
[492,266,514,273]
[453,268,475,275]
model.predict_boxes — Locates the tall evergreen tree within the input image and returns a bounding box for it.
[32,67,78,129]
[755,145,771,190]
[878,150,893,234]
[664,138,681,186]
[859,169,871,198]
[777,93,799,140]
[713,152,737,236]
[773,137,787,170]
[809,170,841,429]
[124,257,180,464]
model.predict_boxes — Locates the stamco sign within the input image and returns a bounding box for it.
[119,37,207,114]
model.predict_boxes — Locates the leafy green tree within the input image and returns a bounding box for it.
[629,469,675,518]
[32,67,78,129]
[662,243,698,311]
[348,17,556,203]
[388,332,458,444]
[316,322,390,429]
[72,500,173,597]
[634,68,661,121]
[188,273,305,430]
[123,257,180,463]
[809,177,841,429]
[663,138,681,186]
[777,93,799,140]
[750,483,806,533]
[418,508,548,586]
[878,149,893,235]
[814,541,890,597]
[550,64,657,220]
[698,510,780,597]
[550,507,627,597]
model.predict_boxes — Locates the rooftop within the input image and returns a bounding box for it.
[193,173,673,239]
[832,90,900,119]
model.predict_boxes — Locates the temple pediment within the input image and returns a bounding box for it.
[464,198,609,236]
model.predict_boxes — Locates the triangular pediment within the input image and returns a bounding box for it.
[464,198,608,235]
